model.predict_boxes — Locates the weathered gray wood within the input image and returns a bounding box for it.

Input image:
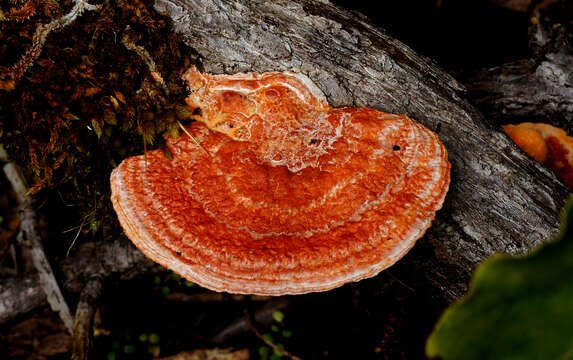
[0,238,160,327]
[0,275,46,325]
[3,150,74,333]
[466,48,573,133]
[154,0,569,301]
[72,277,103,360]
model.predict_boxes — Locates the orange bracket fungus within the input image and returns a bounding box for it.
[504,122,573,189]
[110,67,451,295]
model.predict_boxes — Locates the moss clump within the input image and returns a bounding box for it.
[0,0,195,242]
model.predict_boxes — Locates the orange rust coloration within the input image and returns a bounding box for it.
[504,122,573,189]
[110,67,451,295]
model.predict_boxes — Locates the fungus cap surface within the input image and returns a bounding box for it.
[110,67,451,295]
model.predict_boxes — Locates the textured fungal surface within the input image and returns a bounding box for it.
[110,67,450,295]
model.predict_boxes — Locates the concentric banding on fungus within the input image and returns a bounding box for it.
[111,67,450,295]
[111,115,449,295]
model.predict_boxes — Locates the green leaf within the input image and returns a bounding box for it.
[426,197,573,360]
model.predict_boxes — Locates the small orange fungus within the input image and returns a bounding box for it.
[504,122,573,189]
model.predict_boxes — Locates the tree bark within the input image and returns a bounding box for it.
[465,38,573,133]
[72,277,103,360]
[154,0,569,302]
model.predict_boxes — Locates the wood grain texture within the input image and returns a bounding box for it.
[466,23,573,134]
[466,51,573,133]
[154,0,568,301]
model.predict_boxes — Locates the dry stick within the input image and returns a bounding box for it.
[122,38,169,95]
[1,146,75,333]
[65,210,95,257]
[9,0,100,83]
[72,277,103,360]
[244,311,302,360]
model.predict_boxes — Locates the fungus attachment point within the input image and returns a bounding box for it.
[111,67,450,295]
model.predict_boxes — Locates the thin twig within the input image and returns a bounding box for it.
[122,36,169,95]
[8,0,100,83]
[65,210,95,257]
[1,146,74,333]
[244,310,302,360]
[213,299,289,343]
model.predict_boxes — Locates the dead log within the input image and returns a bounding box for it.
[153,0,569,302]
[465,25,573,133]
[0,0,570,333]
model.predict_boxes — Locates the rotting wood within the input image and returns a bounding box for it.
[153,0,569,302]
